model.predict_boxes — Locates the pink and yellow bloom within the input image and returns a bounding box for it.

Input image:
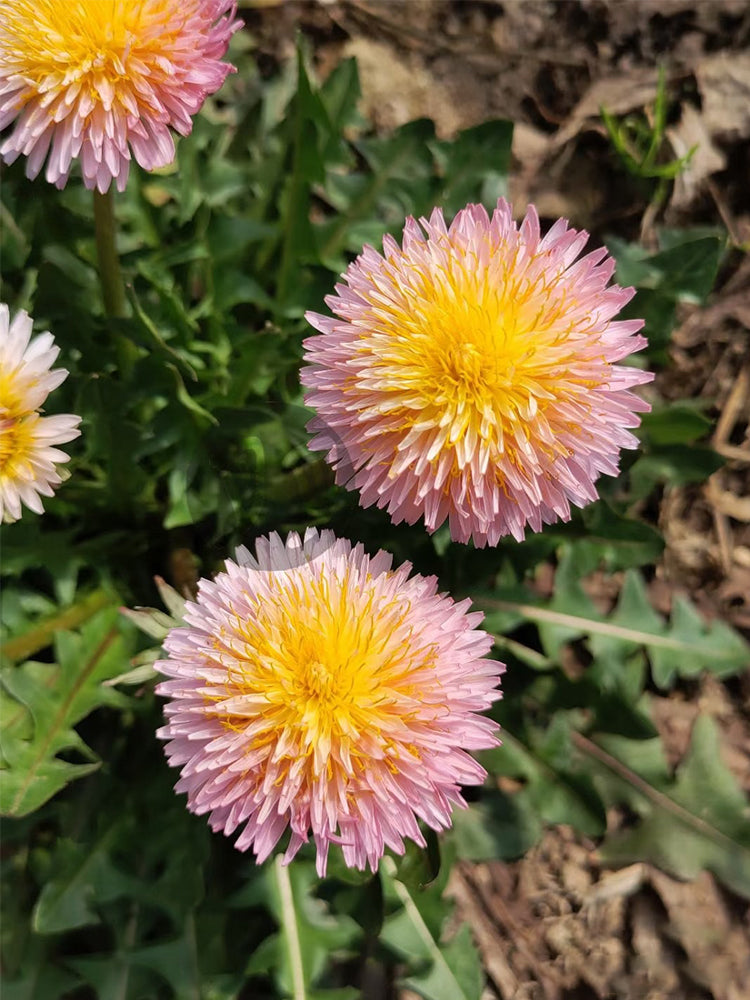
[0,0,241,192]
[156,529,503,876]
[0,305,81,522]
[302,199,653,547]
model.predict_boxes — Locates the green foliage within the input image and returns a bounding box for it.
[464,534,749,902]
[0,604,135,818]
[601,66,696,225]
[239,859,362,999]
[595,716,750,898]
[482,551,749,692]
[601,67,695,183]
[380,857,483,1000]
[610,228,726,361]
[1,31,747,1000]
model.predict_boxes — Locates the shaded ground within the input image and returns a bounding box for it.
[245,3,750,997]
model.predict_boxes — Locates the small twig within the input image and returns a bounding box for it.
[713,510,734,573]
[714,443,750,463]
[570,730,747,855]
[707,177,743,247]
[457,862,563,997]
[713,365,749,448]
[707,363,749,569]
[448,866,521,1000]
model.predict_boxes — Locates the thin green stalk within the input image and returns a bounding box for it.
[1,589,111,665]
[92,187,136,375]
[275,52,308,311]
[274,856,306,1000]
[482,596,704,653]
[381,856,469,998]
[93,188,126,317]
[571,730,746,854]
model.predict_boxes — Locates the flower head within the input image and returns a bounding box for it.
[302,199,653,547]
[0,305,81,522]
[156,529,502,876]
[0,0,241,192]
[0,303,69,413]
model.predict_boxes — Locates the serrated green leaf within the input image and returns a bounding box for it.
[538,551,601,655]
[629,443,725,497]
[319,118,437,264]
[64,953,162,1000]
[317,57,364,165]
[482,563,749,690]
[128,920,201,1000]
[0,606,132,817]
[551,504,664,572]
[393,830,441,891]
[33,833,136,934]
[432,119,513,214]
[479,721,606,842]
[402,923,483,1000]
[650,594,750,687]
[1,589,111,666]
[0,524,84,607]
[244,932,281,979]
[649,236,725,302]
[592,716,750,897]
[611,233,724,302]
[274,49,329,311]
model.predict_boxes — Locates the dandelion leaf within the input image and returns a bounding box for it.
[0,606,131,818]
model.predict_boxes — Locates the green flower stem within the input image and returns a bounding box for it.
[92,187,137,376]
[93,188,125,316]
[274,856,306,1000]
[1,589,111,665]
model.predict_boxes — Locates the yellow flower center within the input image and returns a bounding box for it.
[211,568,434,779]
[0,414,34,476]
[364,234,604,463]
[2,0,193,110]
[0,369,36,417]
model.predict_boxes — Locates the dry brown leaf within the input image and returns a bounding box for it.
[630,894,682,996]
[648,869,750,1000]
[342,36,475,138]
[552,68,659,148]
[707,481,750,522]
[696,52,750,140]
[448,868,521,1000]
[667,104,727,210]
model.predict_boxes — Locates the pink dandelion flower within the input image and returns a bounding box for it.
[0,305,81,522]
[0,0,241,193]
[156,529,503,876]
[302,198,653,547]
